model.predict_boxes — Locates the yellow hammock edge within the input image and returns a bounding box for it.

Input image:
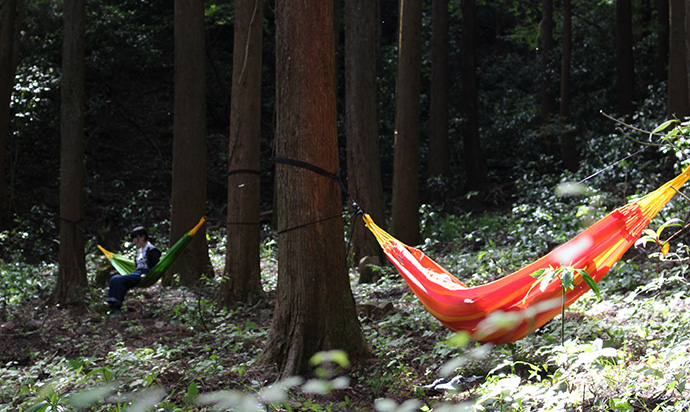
[363,165,690,344]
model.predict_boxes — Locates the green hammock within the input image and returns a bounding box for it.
[98,217,206,288]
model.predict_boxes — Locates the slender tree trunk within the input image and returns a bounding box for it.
[0,0,20,230]
[391,0,422,245]
[656,0,669,82]
[540,0,557,155]
[258,0,370,377]
[616,0,634,115]
[540,0,556,123]
[345,0,386,280]
[220,0,265,306]
[170,0,212,286]
[668,0,689,117]
[428,0,450,181]
[461,0,485,192]
[559,0,578,172]
[53,0,87,305]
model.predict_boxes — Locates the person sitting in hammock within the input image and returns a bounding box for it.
[106,226,161,315]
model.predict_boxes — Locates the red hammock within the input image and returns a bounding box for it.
[364,166,690,344]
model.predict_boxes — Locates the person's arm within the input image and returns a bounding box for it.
[147,247,162,268]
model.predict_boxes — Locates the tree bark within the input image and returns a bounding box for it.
[170,0,212,286]
[345,0,386,280]
[559,0,578,172]
[540,0,556,124]
[258,0,370,377]
[461,0,485,192]
[391,0,422,245]
[656,0,669,82]
[220,0,265,306]
[616,0,634,116]
[0,0,20,230]
[53,0,87,305]
[539,0,558,156]
[668,0,689,117]
[428,0,450,181]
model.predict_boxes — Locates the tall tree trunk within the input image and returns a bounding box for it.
[391,0,422,245]
[345,0,386,281]
[656,0,669,82]
[258,0,370,377]
[559,0,578,172]
[616,0,635,115]
[428,0,450,181]
[170,0,212,286]
[540,0,557,154]
[461,0,485,192]
[540,0,556,123]
[53,0,87,305]
[0,0,20,230]
[220,0,265,306]
[668,0,689,117]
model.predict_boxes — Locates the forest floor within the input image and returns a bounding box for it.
[0,275,462,411]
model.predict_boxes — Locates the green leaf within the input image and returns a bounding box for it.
[183,381,199,404]
[652,119,678,134]
[578,269,601,300]
[529,268,546,279]
[560,267,575,291]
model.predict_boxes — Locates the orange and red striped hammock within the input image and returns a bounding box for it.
[364,166,690,344]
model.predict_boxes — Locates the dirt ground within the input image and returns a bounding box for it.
[0,281,450,409]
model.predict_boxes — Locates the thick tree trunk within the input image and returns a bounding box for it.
[345,0,386,280]
[559,0,579,172]
[220,0,264,306]
[258,0,370,378]
[616,0,635,116]
[391,0,422,245]
[428,0,450,181]
[0,0,20,230]
[170,0,212,286]
[461,0,485,192]
[53,0,87,305]
[668,0,689,117]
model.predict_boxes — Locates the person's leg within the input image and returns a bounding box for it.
[106,272,142,308]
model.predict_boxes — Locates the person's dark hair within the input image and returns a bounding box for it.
[131,226,149,240]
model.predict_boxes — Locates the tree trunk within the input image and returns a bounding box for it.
[345,0,386,281]
[0,0,20,230]
[668,0,689,117]
[219,0,265,306]
[461,0,485,192]
[258,0,370,378]
[616,0,635,115]
[391,0,422,245]
[169,0,212,286]
[656,0,669,82]
[540,0,557,154]
[53,0,87,305]
[559,0,579,172]
[428,0,450,181]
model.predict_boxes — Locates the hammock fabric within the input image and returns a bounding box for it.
[98,217,206,288]
[364,166,690,345]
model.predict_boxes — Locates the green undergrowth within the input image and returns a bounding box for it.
[5,137,690,410]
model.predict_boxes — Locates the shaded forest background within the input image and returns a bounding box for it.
[1,0,681,264]
[7,0,690,409]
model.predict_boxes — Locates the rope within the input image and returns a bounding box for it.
[275,157,365,234]
[276,157,364,216]
[228,169,261,177]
